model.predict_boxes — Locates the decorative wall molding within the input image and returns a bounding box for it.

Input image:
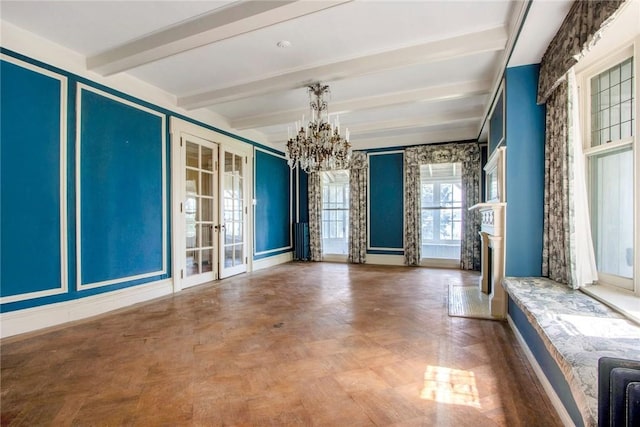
[253,147,293,256]
[75,83,167,290]
[0,54,69,304]
[0,279,173,339]
[367,151,405,252]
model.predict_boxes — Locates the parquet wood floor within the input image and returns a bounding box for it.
[1,262,562,426]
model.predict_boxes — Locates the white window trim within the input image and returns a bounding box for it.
[419,164,463,263]
[420,179,463,245]
[321,170,349,256]
[576,34,640,306]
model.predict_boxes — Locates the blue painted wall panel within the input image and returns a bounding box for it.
[0,48,285,313]
[489,93,504,155]
[79,89,164,285]
[254,150,291,256]
[505,65,546,277]
[369,153,404,250]
[1,60,63,297]
[509,298,584,426]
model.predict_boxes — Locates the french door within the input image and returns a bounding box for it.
[171,118,251,290]
[182,134,219,288]
[220,148,248,278]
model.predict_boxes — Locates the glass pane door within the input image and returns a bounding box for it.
[220,150,247,278]
[184,136,218,287]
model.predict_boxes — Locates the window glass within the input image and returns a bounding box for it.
[419,163,462,260]
[321,170,349,255]
[590,57,634,146]
[590,145,634,280]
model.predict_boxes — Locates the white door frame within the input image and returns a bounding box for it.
[170,118,254,292]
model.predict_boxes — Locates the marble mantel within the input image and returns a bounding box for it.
[470,202,507,318]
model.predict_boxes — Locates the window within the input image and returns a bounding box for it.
[420,163,462,260]
[321,170,349,255]
[583,51,636,292]
[590,57,634,145]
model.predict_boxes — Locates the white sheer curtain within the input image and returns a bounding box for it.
[567,68,598,288]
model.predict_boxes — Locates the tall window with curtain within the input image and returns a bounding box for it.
[404,143,481,270]
[538,0,630,291]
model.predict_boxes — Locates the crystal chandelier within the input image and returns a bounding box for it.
[286,83,351,173]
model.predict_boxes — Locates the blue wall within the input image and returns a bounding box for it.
[0,49,290,313]
[509,298,584,427]
[254,149,292,259]
[79,88,165,286]
[503,65,584,425]
[1,54,171,313]
[489,91,505,154]
[1,60,64,298]
[505,65,546,277]
[368,152,404,253]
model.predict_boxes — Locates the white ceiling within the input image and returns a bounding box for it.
[0,0,572,151]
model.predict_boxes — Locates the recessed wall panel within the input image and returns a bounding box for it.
[368,152,404,251]
[254,148,291,256]
[77,86,165,287]
[0,58,67,300]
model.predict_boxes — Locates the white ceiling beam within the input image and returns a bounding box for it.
[231,80,491,130]
[178,26,508,110]
[87,0,353,76]
[268,109,483,142]
[269,125,478,149]
[349,110,482,136]
[349,126,479,150]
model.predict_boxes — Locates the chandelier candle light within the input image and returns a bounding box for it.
[286,83,352,172]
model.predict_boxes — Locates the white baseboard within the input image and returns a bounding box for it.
[366,254,405,266]
[1,278,173,339]
[323,254,348,263]
[507,315,576,427]
[252,251,293,271]
[420,258,460,269]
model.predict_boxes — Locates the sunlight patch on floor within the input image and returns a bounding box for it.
[420,365,481,408]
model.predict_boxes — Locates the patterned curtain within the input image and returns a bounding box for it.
[348,152,368,264]
[403,143,481,270]
[308,171,323,261]
[542,81,571,284]
[403,149,421,266]
[537,0,626,104]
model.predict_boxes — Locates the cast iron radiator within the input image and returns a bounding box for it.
[293,222,310,261]
[598,357,640,427]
